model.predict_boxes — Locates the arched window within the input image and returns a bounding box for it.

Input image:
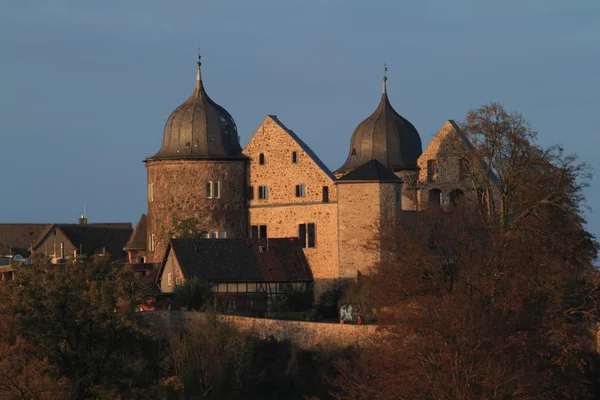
[428,189,442,206]
[449,189,464,205]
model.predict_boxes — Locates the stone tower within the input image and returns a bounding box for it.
[145,58,248,262]
[334,72,422,210]
[337,160,403,279]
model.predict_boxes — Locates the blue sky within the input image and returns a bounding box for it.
[0,0,598,239]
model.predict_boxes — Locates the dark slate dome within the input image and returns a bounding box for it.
[148,60,245,161]
[335,76,422,174]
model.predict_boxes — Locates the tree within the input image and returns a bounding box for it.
[334,103,600,400]
[0,256,159,399]
[168,216,208,239]
[174,276,213,311]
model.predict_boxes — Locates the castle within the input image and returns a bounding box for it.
[136,58,474,294]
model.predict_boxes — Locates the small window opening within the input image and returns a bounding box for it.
[295,184,306,197]
[292,151,298,163]
[351,149,357,156]
[259,153,265,165]
[322,186,329,203]
[258,185,269,199]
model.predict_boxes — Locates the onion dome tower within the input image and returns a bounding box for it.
[334,69,422,176]
[145,57,249,262]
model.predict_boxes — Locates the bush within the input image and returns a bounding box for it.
[173,277,212,311]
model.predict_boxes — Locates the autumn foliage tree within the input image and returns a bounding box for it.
[333,103,599,400]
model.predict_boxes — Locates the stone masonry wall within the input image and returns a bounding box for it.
[142,311,379,350]
[417,121,473,209]
[244,116,339,294]
[249,204,339,295]
[337,182,382,279]
[146,159,248,263]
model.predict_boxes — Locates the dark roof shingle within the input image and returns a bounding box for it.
[337,159,402,183]
[161,238,313,283]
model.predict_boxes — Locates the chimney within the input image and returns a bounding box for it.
[78,215,88,224]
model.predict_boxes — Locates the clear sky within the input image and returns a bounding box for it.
[0,1,598,238]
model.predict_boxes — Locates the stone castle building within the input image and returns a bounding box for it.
[137,58,476,294]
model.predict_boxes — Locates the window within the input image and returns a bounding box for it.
[395,190,401,212]
[150,234,155,251]
[148,183,154,202]
[351,148,357,156]
[218,231,227,239]
[427,160,438,182]
[295,184,306,197]
[247,186,254,200]
[259,153,265,165]
[322,186,329,203]
[206,181,220,199]
[429,189,442,206]
[292,151,298,163]
[298,223,316,248]
[209,231,217,239]
[251,225,268,238]
[167,273,173,287]
[449,189,464,205]
[258,185,269,199]
[175,274,181,285]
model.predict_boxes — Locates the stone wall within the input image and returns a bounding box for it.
[142,311,378,350]
[417,121,474,209]
[244,116,339,294]
[337,182,382,279]
[146,159,248,263]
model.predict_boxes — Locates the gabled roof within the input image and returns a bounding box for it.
[0,224,51,256]
[33,223,132,257]
[124,214,147,250]
[267,115,336,181]
[157,238,313,284]
[337,159,403,184]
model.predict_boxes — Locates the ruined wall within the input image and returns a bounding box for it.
[146,159,248,263]
[142,311,379,350]
[244,116,339,294]
[417,121,474,209]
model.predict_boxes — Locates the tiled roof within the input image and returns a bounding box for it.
[161,238,313,284]
[0,224,50,256]
[250,238,313,281]
[337,159,402,183]
[33,223,132,257]
[124,214,147,250]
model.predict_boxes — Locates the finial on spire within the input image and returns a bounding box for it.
[196,47,202,82]
[383,63,388,94]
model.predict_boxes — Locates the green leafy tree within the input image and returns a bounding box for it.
[168,216,207,239]
[0,256,159,399]
[174,276,213,311]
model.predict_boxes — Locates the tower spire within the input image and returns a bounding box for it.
[382,63,388,94]
[196,51,202,83]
